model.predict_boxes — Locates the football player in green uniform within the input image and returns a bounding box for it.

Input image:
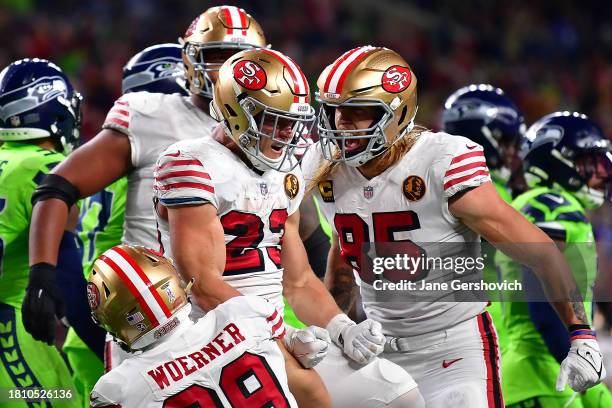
[0,58,82,407]
[62,43,187,407]
[496,111,612,407]
[443,84,527,354]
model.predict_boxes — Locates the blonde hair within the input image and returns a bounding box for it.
[307,125,428,193]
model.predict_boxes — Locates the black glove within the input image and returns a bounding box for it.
[22,263,66,345]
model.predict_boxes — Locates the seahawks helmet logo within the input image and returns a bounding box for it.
[148,60,182,79]
[28,77,68,103]
[0,76,68,121]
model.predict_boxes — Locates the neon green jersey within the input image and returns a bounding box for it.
[492,175,512,203]
[0,142,65,308]
[486,177,513,354]
[76,177,127,277]
[496,186,596,404]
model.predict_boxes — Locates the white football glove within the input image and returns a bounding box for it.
[556,336,606,393]
[326,314,385,365]
[283,325,330,368]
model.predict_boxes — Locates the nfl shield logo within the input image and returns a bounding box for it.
[260,182,268,196]
[363,185,374,199]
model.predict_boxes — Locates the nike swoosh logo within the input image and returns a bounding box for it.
[164,150,181,157]
[543,193,566,205]
[442,358,463,368]
[466,144,478,150]
[583,350,603,377]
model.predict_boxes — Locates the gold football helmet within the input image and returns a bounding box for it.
[316,46,418,167]
[211,48,315,172]
[87,245,189,350]
[181,6,267,99]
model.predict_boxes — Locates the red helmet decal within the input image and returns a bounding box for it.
[381,65,412,93]
[87,282,101,310]
[233,60,267,90]
[184,15,200,37]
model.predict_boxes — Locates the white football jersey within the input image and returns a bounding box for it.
[154,137,304,313]
[302,131,490,336]
[102,92,217,248]
[90,296,296,408]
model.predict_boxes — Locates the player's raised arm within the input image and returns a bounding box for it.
[449,182,588,326]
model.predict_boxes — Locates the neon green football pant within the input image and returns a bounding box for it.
[0,302,80,407]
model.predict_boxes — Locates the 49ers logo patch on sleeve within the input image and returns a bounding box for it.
[382,65,412,93]
[233,60,267,90]
[284,173,299,199]
[402,175,426,201]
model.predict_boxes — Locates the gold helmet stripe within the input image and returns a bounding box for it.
[260,48,310,104]
[99,247,172,325]
[324,46,376,94]
[221,6,248,34]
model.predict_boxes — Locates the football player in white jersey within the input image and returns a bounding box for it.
[88,245,297,407]
[154,48,425,408]
[25,5,266,342]
[303,46,607,407]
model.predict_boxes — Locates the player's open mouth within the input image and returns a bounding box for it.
[271,142,285,152]
[344,138,365,153]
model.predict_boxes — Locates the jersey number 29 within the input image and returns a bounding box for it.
[163,352,289,407]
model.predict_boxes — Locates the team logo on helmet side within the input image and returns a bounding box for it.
[21,77,69,106]
[233,60,267,90]
[402,175,426,201]
[184,15,200,37]
[381,65,412,93]
[87,282,100,310]
[149,61,181,79]
[284,174,299,199]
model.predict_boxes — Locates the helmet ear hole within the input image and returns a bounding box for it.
[397,105,408,126]
[143,253,159,263]
[102,282,111,298]
[224,104,238,118]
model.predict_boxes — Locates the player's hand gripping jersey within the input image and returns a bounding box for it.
[303,131,492,336]
[154,137,304,312]
[103,92,217,248]
[90,296,296,407]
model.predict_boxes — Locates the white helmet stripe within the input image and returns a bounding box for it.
[326,46,375,94]
[104,248,170,324]
[261,49,308,103]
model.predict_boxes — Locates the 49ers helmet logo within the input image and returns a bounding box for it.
[184,15,200,37]
[87,282,100,310]
[233,60,267,90]
[381,65,412,93]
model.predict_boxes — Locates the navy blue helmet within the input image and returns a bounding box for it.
[122,43,187,95]
[0,58,82,152]
[522,111,611,209]
[443,84,525,176]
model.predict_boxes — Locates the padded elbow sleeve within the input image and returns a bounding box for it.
[31,173,80,208]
